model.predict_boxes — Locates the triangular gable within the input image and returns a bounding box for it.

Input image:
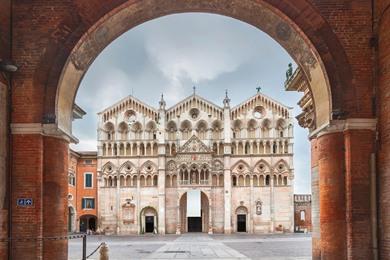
[166,94,223,113]
[178,135,211,153]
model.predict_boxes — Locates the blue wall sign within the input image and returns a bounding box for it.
[17,198,33,207]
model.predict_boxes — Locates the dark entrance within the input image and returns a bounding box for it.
[145,216,154,233]
[188,217,202,232]
[80,215,97,233]
[237,214,246,232]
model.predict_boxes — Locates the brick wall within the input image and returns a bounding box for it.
[294,194,312,232]
[377,0,390,258]
[5,0,389,259]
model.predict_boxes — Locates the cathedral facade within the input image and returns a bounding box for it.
[97,91,294,235]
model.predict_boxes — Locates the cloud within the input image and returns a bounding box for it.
[71,13,311,194]
[141,14,259,103]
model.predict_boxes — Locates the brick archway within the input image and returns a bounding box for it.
[4,1,387,260]
[51,0,352,137]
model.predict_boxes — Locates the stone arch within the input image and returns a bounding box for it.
[235,205,249,233]
[139,206,158,234]
[253,159,271,174]
[231,160,250,173]
[101,161,116,173]
[51,1,358,137]
[118,161,137,173]
[139,160,157,173]
[273,159,290,173]
[179,191,210,233]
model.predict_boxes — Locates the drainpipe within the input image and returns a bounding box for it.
[370,0,379,259]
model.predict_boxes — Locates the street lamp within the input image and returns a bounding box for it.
[0,59,18,73]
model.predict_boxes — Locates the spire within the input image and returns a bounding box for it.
[159,93,166,110]
[193,85,196,95]
[223,89,230,108]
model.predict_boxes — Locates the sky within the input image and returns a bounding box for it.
[71,13,311,194]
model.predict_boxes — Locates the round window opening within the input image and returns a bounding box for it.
[238,165,243,170]
[127,166,131,171]
[68,194,73,200]
[278,164,284,170]
[259,164,264,170]
[189,108,200,120]
[253,106,266,119]
[147,166,152,171]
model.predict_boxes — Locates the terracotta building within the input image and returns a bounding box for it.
[294,194,312,232]
[97,91,295,234]
[68,150,98,233]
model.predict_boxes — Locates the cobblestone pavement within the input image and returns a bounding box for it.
[68,233,311,260]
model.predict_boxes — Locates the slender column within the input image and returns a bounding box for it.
[317,132,346,259]
[176,192,181,234]
[270,173,275,232]
[116,170,120,234]
[249,175,253,233]
[208,192,213,234]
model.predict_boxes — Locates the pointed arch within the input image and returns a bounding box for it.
[101,161,116,173]
[231,160,250,173]
[118,161,137,173]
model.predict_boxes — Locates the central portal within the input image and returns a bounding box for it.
[179,191,209,233]
[188,216,202,232]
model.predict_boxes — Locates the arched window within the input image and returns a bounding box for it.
[153,175,158,186]
[219,174,224,187]
[232,176,237,186]
[245,175,250,186]
[300,210,306,221]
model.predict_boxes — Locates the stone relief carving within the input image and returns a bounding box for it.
[256,200,262,215]
[179,135,210,153]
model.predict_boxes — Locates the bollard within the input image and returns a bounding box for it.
[82,235,87,260]
[99,242,109,260]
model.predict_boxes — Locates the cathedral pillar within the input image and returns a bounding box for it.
[270,172,275,232]
[157,95,166,234]
[115,170,120,234]
[223,91,232,234]
[157,150,166,234]
[223,148,232,234]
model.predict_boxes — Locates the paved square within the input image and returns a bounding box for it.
[68,233,311,259]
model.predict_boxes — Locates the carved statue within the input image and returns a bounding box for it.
[285,63,293,81]
[256,200,262,215]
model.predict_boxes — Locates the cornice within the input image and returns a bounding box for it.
[310,118,377,139]
[11,123,79,143]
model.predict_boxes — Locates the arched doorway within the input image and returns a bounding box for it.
[68,206,75,232]
[140,207,158,234]
[179,191,209,233]
[235,206,248,233]
[79,215,97,233]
